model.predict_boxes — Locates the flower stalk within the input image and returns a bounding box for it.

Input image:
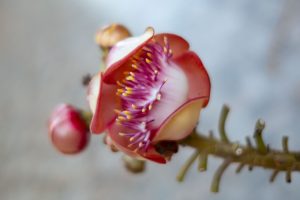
[179,105,300,192]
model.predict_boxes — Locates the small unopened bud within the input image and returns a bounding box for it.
[95,23,131,49]
[48,104,90,154]
[122,155,145,174]
[103,134,119,153]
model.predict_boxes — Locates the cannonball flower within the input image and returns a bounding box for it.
[87,27,210,163]
[48,104,90,154]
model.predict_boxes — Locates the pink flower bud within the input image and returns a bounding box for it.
[48,104,90,154]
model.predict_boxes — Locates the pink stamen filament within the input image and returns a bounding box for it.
[115,38,173,152]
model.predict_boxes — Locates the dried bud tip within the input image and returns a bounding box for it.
[82,74,92,87]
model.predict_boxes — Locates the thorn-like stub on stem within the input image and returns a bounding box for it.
[211,159,231,193]
[198,153,208,172]
[218,104,230,143]
[286,170,292,183]
[282,136,289,153]
[253,119,268,154]
[270,170,279,183]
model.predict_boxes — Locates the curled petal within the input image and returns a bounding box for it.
[173,51,211,106]
[154,33,190,57]
[104,27,154,83]
[90,73,120,134]
[153,98,205,142]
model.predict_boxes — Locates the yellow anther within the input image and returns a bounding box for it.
[117,81,121,86]
[118,116,126,121]
[169,49,173,54]
[147,52,152,58]
[132,64,138,69]
[126,91,133,95]
[126,76,135,81]
[114,109,121,114]
[145,58,152,64]
[129,137,135,142]
[122,110,132,119]
[123,110,131,115]
[139,142,144,148]
[143,46,151,52]
[129,72,135,76]
[131,104,137,109]
[142,108,146,113]
[148,104,152,110]
[163,46,168,53]
[126,87,133,91]
[163,36,168,45]
[133,148,138,153]
[119,132,126,136]
[122,93,128,97]
[156,93,161,100]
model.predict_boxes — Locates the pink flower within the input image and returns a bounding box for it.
[87,27,210,163]
[48,104,90,154]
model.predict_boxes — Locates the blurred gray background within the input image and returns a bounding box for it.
[1,0,300,199]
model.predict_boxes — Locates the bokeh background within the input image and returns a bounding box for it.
[1,0,300,199]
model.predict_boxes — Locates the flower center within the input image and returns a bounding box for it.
[115,37,173,152]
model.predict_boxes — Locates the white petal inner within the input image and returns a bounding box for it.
[149,60,189,129]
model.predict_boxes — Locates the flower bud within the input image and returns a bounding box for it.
[95,23,131,49]
[122,155,145,174]
[48,104,90,154]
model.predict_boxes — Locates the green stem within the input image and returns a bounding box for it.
[181,132,300,172]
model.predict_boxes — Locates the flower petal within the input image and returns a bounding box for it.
[104,27,154,83]
[107,123,166,163]
[153,98,205,142]
[87,73,101,114]
[154,33,189,57]
[148,61,189,129]
[173,51,211,106]
[90,73,120,134]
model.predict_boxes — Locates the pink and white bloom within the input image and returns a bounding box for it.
[87,27,210,163]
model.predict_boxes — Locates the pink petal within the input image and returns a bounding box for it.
[90,73,120,134]
[154,33,190,57]
[104,27,154,83]
[173,51,211,106]
[87,73,101,114]
[107,123,166,164]
[153,98,205,142]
